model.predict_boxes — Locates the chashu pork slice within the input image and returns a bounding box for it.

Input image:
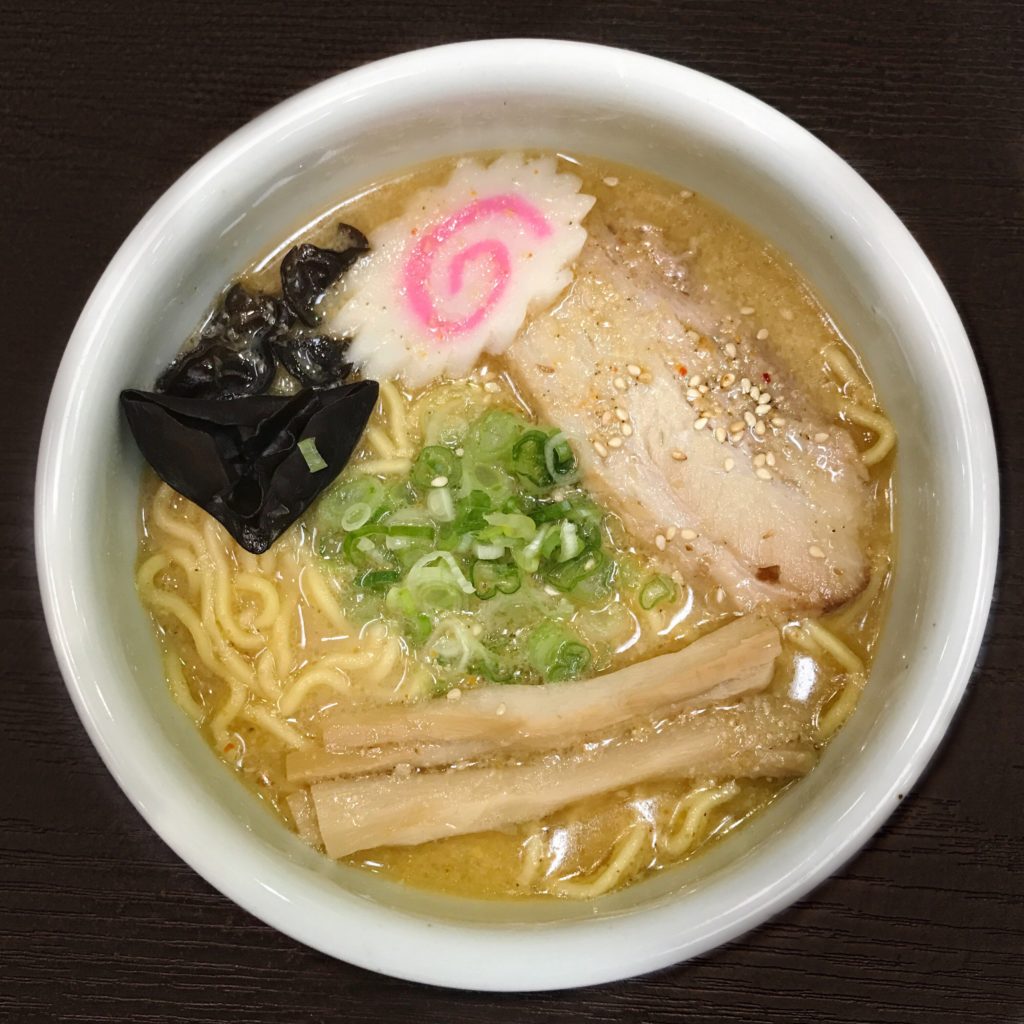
[506,220,871,612]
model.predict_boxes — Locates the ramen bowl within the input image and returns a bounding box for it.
[35,40,998,990]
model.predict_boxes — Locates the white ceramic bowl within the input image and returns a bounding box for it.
[36,40,998,990]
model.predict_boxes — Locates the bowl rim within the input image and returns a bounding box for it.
[35,38,999,991]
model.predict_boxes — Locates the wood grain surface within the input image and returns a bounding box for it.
[2,1,1022,1020]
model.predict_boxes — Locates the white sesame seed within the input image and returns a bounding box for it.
[750,385,761,401]
[683,329,701,345]
[721,372,736,387]
[715,587,726,603]
[730,421,745,434]
[686,388,699,401]
[754,453,767,467]
[771,416,787,427]
[814,431,829,443]
[741,378,752,394]
[809,545,826,559]
[680,528,698,541]
[622,423,634,437]
[756,403,772,417]
[744,411,757,427]
[724,457,735,472]
[615,407,629,421]
[638,371,653,384]
[698,384,709,395]
[496,702,507,716]
[593,439,609,458]
[671,450,686,461]
[689,374,703,387]
[601,410,613,425]
[626,363,641,377]
[584,557,596,571]
[603,176,619,187]
[455,447,465,457]
[694,417,708,431]
[613,376,627,390]
[715,427,727,443]
[754,420,767,436]
[725,342,738,359]
[447,687,462,701]
[607,436,624,448]
[471,623,483,636]
[766,452,776,467]
[759,392,773,404]
[484,380,500,393]
[756,328,769,341]
[740,305,755,315]
[665,526,677,540]
[655,534,667,550]
[756,467,772,480]
[679,189,693,199]
[431,475,448,487]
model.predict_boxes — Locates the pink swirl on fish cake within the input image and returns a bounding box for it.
[403,193,552,339]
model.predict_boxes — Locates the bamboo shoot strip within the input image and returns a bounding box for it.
[323,616,781,754]
[310,704,813,858]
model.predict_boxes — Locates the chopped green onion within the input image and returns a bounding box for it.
[544,432,580,485]
[298,436,327,473]
[407,550,476,595]
[426,486,456,522]
[472,541,506,561]
[526,620,592,682]
[411,445,462,489]
[472,561,522,599]
[482,512,537,542]
[338,502,373,532]
[357,569,402,591]
[511,430,554,488]
[639,574,678,610]
[465,408,523,462]
[557,520,581,562]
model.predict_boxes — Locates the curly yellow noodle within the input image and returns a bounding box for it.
[550,821,650,899]
[277,666,351,716]
[365,425,397,459]
[164,546,200,599]
[824,344,866,393]
[800,619,865,675]
[152,483,205,550]
[299,564,349,633]
[163,652,203,722]
[840,401,896,466]
[210,675,248,748]
[380,380,411,456]
[270,585,297,680]
[358,457,413,476]
[819,674,866,739]
[203,519,265,652]
[236,548,260,574]
[255,650,282,701]
[240,703,309,750]
[659,781,739,858]
[825,568,885,634]
[516,830,545,890]
[235,572,281,631]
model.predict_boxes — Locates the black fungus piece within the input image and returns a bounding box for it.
[156,284,292,400]
[121,380,379,553]
[154,336,277,400]
[272,334,353,390]
[280,223,369,327]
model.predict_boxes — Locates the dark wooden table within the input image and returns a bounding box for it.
[3,2,1022,1020]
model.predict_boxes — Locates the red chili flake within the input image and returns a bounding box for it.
[224,742,236,752]
[762,372,772,383]
[677,364,688,377]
